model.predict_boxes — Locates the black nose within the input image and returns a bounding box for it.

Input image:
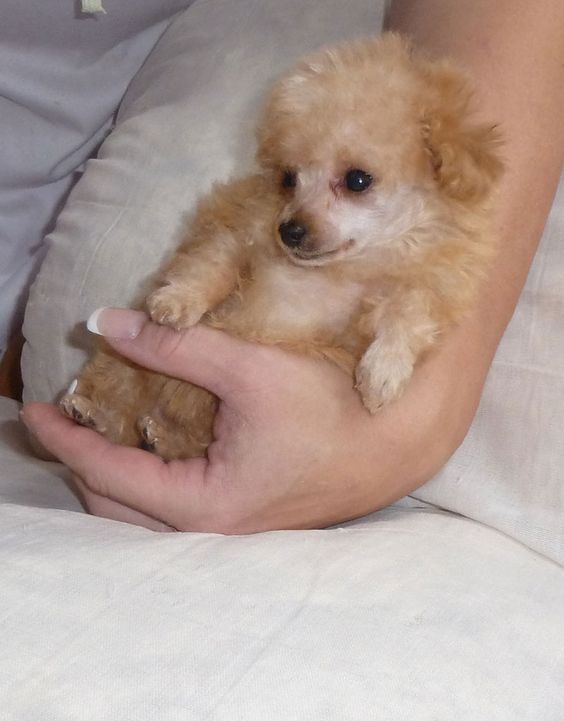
[279,221,307,248]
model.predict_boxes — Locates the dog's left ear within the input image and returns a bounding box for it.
[420,62,503,203]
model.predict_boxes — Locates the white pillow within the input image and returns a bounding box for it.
[22,0,564,566]
[22,0,384,400]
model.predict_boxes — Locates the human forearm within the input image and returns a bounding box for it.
[387,0,564,329]
[386,0,564,441]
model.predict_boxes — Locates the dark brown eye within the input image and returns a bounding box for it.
[345,169,373,192]
[282,170,297,189]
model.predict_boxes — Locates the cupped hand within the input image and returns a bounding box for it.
[21,308,477,533]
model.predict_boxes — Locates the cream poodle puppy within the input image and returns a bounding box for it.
[61,32,502,460]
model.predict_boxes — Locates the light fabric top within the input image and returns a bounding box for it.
[0,0,193,352]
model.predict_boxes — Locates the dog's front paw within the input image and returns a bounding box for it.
[355,341,414,413]
[146,284,207,330]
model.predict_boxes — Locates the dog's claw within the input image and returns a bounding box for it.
[138,415,163,453]
[60,393,104,431]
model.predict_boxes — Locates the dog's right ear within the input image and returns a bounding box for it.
[420,62,503,204]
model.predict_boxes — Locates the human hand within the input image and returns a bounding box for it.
[21,308,476,533]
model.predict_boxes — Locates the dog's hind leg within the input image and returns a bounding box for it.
[137,378,218,461]
[60,344,164,448]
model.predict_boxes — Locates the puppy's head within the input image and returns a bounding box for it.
[256,33,502,266]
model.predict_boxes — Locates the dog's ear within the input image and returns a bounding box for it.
[255,105,282,171]
[255,78,291,171]
[420,63,503,203]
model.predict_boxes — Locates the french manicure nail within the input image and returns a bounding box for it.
[86,307,105,335]
[86,308,146,340]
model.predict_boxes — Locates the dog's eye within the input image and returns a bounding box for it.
[282,170,297,189]
[345,169,373,192]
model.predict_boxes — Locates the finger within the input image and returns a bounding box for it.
[88,307,265,399]
[71,474,175,532]
[21,402,220,531]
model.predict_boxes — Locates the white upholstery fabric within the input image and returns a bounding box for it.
[0,0,193,353]
[1,394,563,719]
[0,401,79,514]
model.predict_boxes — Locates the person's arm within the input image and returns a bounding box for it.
[21,0,564,533]
[386,0,564,376]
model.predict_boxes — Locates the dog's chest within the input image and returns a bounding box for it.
[219,260,365,344]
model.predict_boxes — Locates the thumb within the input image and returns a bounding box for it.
[86,307,261,400]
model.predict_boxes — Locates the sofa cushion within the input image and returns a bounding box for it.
[22,0,383,403]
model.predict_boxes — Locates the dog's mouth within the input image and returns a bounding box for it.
[283,239,355,266]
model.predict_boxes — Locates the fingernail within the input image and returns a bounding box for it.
[86,308,146,339]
